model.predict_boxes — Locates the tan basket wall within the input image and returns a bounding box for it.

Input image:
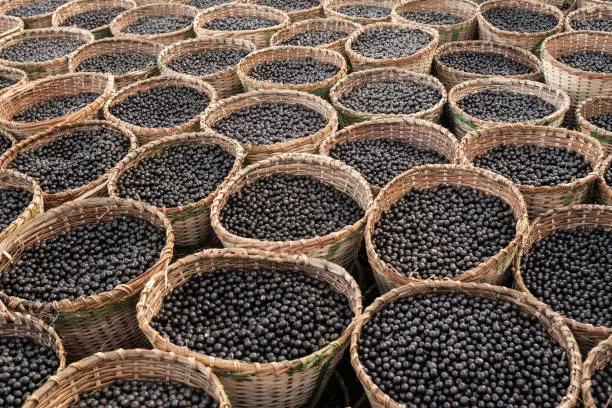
[0,64,27,97]
[581,335,612,408]
[0,169,43,241]
[137,248,363,408]
[52,0,137,39]
[577,97,612,156]
[0,0,64,28]
[597,154,611,205]
[0,15,23,39]
[578,0,612,8]
[324,0,396,25]
[565,5,612,32]
[240,0,323,22]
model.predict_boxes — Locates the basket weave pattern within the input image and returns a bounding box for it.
[0,15,24,39]
[578,0,612,9]
[565,5,612,32]
[581,335,612,408]
[0,169,43,241]
[0,64,27,97]
[324,0,396,25]
[240,0,323,22]
[597,154,611,205]
[577,96,612,154]
[52,0,137,39]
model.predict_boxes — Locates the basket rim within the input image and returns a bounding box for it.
[476,0,564,38]
[391,0,479,31]
[581,334,612,408]
[242,0,324,18]
[0,168,44,242]
[0,63,27,92]
[269,17,362,49]
[193,3,290,36]
[0,14,24,36]
[565,4,612,32]
[577,97,612,143]
[542,30,612,79]
[597,154,611,201]
[52,0,138,34]
[323,0,396,25]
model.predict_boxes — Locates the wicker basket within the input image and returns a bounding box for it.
[240,0,323,22]
[578,97,612,154]
[514,204,612,348]
[447,77,571,138]
[210,153,372,267]
[345,22,439,73]
[365,164,529,292]
[193,3,290,49]
[0,27,94,80]
[349,280,582,408]
[582,335,612,408]
[433,40,542,90]
[460,124,604,219]
[391,0,478,44]
[0,0,65,28]
[0,169,43,241]
[137,248,362,408]
[52,0,137,39]
[23,348,231,408]
[324,0,395,25]
[201,89,338,162]
[0,72,114,140]
[565,5,612,32]
[0,197,174,360]
[578,0,612,9]
[0,15,23,39]
[158,37,257,99]
[0,64,27,97]
[477,0,564,52]
[103,74,217,145]
[110,3,197,45]
[597,154,611,204]
[0,120,138,209]
[329,68,446,125]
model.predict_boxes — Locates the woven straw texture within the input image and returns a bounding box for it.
[0,27,94,80]
[193,3,290,49]
[319,117,461,195]
[582,335,612,408]
[0,169,43,241]
[0,64,27,97]
[110,3,197,45]
[597,154,611,204]
[329,67,447,126]
[448,77,570,138]
[542,0,578,14]
[565,5,612,32]
[324,0,396,25]
[578,0,612,9]
[137,248,363,408]
[201,89,338,162]
[210,153,372,267]
[477,0,564,52]
[349,280,583,408]
[52,0,137,39]
[23,348,231,408]
[240,0,323,22]
[365,164,529,293]
[433,40,542,90]
[391,0,477,44]
[69,37,164,91]
[158,37,257,99]
[345,22,439,73]
[0,197,174,359]
[0,15,23,39]
[514,204,612,348]
[577,97,612,154]
[0,72,114,140]
[0,0,63,28]
[460,124,604,219]
[103,74,217,145]
[0,120,138,209]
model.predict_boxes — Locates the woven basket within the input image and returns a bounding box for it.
[158,37,257,99]
[0,72,114,140]
[0,120,138,209]
[103,74,217,145]
[0,64,27,97]
[433,40,542,90]
[577,97,612,154]
[345,22,439,73]
[0,169,43,241]
[565,5,612,32]
[240,0,323,22]
[0,27,94,80]
[447,77,570,138]
[391,0,478,44]
[23,349,231,408]
[324,0,395,25]
[329,68,446,126]
[582,335,612,408]
[578,0,612,9]
[319,117,460,194]
[52,0,137,39]
[210,153,372,267]
[137,248,362,408]
[597,154,611,204]
[0,0,65,28]
[477,0,564,52]
[193,3,290,49]
[514,204,612,348]
[201,89,338,162]
[110,3,197,45]
[69,37,164,91]
[365,164,529,292]
[350,280,582,408]
[460,124,604,219]
[236,45,346,97]
[0,15,23,39]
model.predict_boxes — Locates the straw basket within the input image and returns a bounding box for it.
[52,0,137,39]
[345,22,439,73]
[0,169,43,241]
[582,335,612,408]
[240,0,323,22]
[201,89,338,162]
[577,97,612,154]
[319,118,460,194]
[391,0,478,44]
[0,0,64,28]
[236,45,347,97]
[578,0,612,9]
[193,3,290,49]
[329,68,446,125]
[0,64,27,97]
[565,5,612,32]
[137,248,363,408]
[158,37,257,99]
[365,164,529,292]
[0,120,138,209]
[107,131,246,247]
[514,204,612,348]
[0,28,94,80]
[477,0,564,52]
[110,3,197,45]
[324,0,395,25]
[0,72,114,140]
[597,154,611,204]
[460,124,604,219]
[349,280,582,408]
[103,74,217,145]
[210,153,372,267]
[69,37,164,91]
[447,77,570,138]
[0,15,23,39]
[433,40,542,90]
[23,349,231,408]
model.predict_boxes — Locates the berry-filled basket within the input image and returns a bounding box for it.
[0,0,65,29]
[581,335,612,408]
[0,64,27,98]
[0,169,43,242]
[565,5,612,32]
[577,96,612,154]
[598,154,612,205]
[0,15,23,40]
[324,0,395,26]
[240,0,324,22]
[52,0,138,39]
